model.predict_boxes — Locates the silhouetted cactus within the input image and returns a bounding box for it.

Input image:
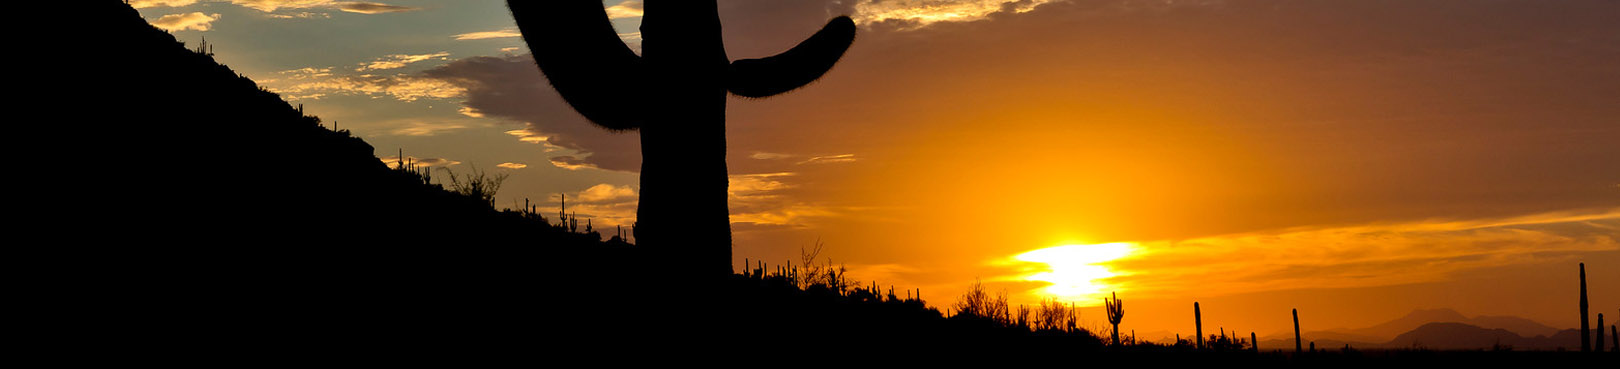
[508,1,857,277]
[1294,308,1303,353]
[1598,313,1605,353]
[1195,302,1204,350]
[1581,262,1590,352]
[1252,331,1259,353]
[1105,291,1124,346]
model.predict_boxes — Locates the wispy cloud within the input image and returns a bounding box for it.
[797,154,857,165]
[229,0,419,14]
[355,52,451,71]
[379,155,460,169]
[549,156,599,171]
[852,0,1057,29]
[149,12,220,31]
[263,70,465,101]
[336,1,417,14]
[130,0,199,8]
[387,121,469,136]
[578,183,636,202]
[496,162,528,169]
[504,129,563,152]
[751,152,794,160]
[454,29,521,41]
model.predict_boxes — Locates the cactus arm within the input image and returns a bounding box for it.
[726,16,856,98]
[507,0,645,130]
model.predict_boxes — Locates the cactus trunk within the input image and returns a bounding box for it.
[1194,302,1204,350]
[508,1,855,278]
[1580,263,1590,352]
[1598,313,1605,353]
[1293,308,1303,353]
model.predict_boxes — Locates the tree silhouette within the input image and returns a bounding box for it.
[506,1,856,277]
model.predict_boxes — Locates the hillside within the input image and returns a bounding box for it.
[55,1,623,358]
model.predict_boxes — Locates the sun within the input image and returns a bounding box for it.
[1014,242,1137,304]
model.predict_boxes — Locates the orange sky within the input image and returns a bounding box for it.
[136,0,1620,339]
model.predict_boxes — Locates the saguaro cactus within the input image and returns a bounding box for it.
[1105,291,1124,346]
[1598,313,1605,353]
[1293,308,1303,353]
[1194,302,1204,349]
[507,1,857,276]
[1580,263,1590,352]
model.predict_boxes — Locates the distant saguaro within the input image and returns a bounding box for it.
[1251,331,1258,353]
[1580,263,1590,352]
[1105,291,1124,346]
[1194,302,1204,349]
[506,1,857,277]
[1293,308,1303,353]
[1597,313,1605,353]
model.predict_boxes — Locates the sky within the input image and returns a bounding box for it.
[133,0,1618,341]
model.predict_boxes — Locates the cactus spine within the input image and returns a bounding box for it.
[507,1,856,277]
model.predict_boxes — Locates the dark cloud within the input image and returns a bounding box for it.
[339,2,419,14]
[420,55,642,171]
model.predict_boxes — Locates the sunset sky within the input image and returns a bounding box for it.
[133,0,1617,341]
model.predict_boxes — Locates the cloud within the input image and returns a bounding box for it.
[264,72,465,101]
[387,121,469,136]
[850,0,1057,29]
[454,29,522,41]
[228,1,418,15]
[416,54,642,172]
[549,156,599,171]
[458,106,484,118]
[130,0,199,8]
[751,152,794,160]
[356,52,451,71]
[605,1,644,19]
[496,162,528,169]
[726,172,841,227]
[796,154,857,165]
[149,12,220,31]
[337,1,418,14]
[379,155,460,169]
[577,184,637,202]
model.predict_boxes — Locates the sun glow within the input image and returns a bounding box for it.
[1014,242,1136,304]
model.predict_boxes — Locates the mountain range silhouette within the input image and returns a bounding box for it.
[1254,308,1583,350]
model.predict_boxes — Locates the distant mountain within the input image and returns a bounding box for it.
[1467,315,1563,338]
[1385,322,1583,351]
[1385,322,1523,350]
[1327,308,1561,341]
[1255,308,1571,351]
[1342,308,1470,339]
